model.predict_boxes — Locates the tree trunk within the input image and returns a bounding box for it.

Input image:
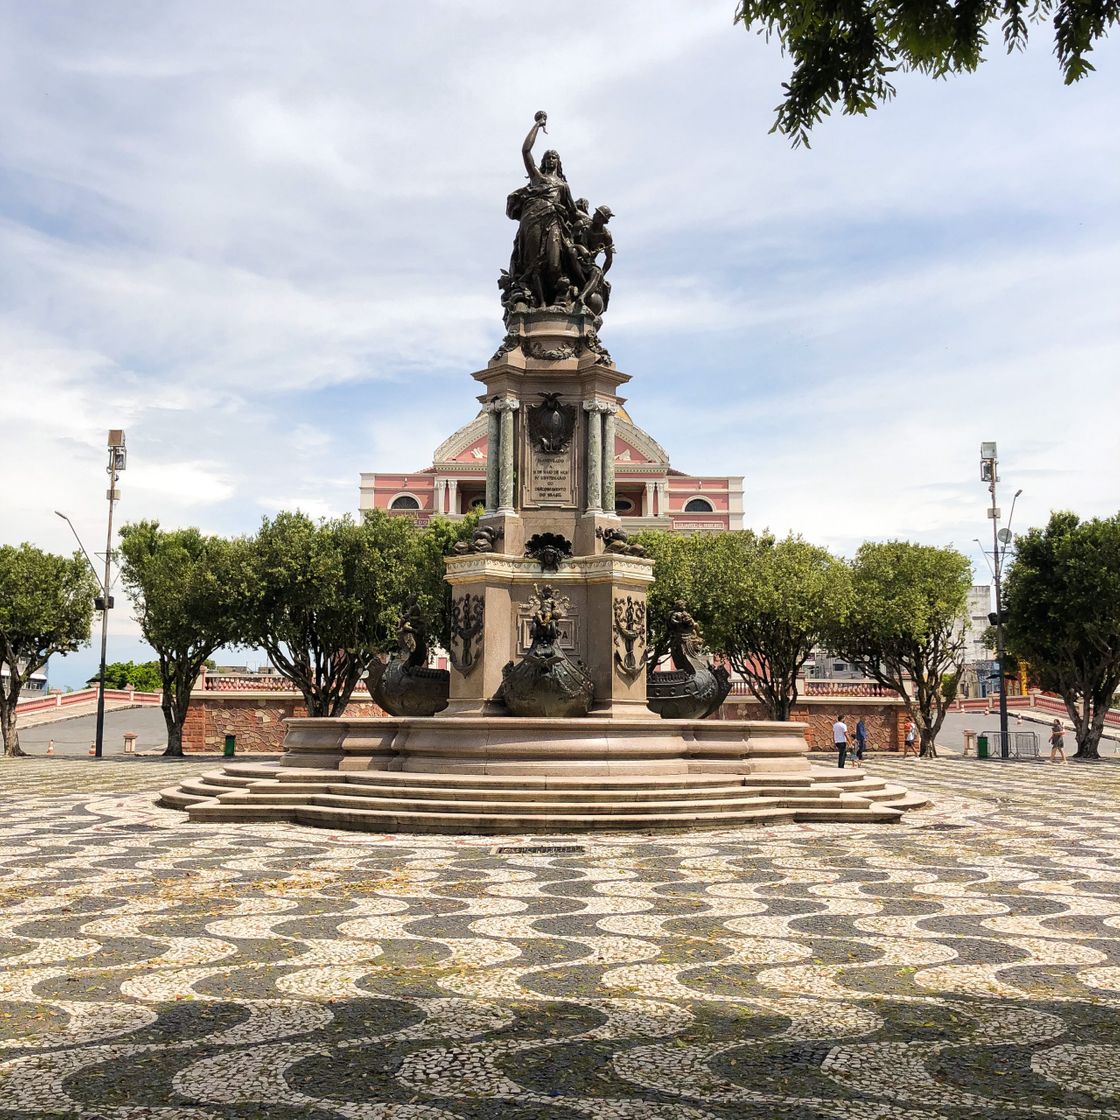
[1066,691,1102,760]
[1,703,24,757]
[302,688,328,717]
[919,727,938,758]
[1073,705,1105,760]
[163,722,184,757]
[160,693,184,757]
[914,677,939,758]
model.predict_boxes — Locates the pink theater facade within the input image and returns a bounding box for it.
[360,407,743,532]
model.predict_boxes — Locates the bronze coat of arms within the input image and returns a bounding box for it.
[527,392,576,454]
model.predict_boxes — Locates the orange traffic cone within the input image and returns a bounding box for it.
[88,742,96,756]
[46,740,54,756]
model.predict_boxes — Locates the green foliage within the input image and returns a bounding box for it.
[102,660,164,693]
[237,510,466,718]
[422,509,482,649]
[0,543,98,756]
[1004,511,1120,759]
[826,540,971,755]
[632,530,708,666]
[636,529,849,720]
[734,0,1118,145]
[699,532,850,720]
[119,521,246,756]
[941,669,961,707]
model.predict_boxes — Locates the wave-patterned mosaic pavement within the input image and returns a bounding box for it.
[2,755,1120,1119]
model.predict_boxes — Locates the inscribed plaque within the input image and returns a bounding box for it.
[527,446,576,507]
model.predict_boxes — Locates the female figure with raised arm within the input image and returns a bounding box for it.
[506,111,580,308]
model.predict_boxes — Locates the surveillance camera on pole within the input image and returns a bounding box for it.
[92,430,126,760]
[980,441,1016,761]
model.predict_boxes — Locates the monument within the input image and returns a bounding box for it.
[163,114,925,831]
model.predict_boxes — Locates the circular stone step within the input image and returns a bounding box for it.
[164,715,928,832]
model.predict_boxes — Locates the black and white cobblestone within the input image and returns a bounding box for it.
[0,756,1119,1118]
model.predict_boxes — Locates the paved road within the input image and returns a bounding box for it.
[1,754,1119,1117]
[936,709,1118,758]
[14,705,169,756]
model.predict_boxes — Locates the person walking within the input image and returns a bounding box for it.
[902,718,918,758]
[1049,719,1067,763]
[854,717,868,767]
[833,714,850,769]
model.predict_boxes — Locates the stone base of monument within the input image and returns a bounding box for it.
[160,716,928,832]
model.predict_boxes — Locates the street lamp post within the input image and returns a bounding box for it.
[980,442,1020,761]
[93,431,127,760]
[56,430,126,760]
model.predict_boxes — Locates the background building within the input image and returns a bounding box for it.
[361,406,743,533]
[959,584,997,698]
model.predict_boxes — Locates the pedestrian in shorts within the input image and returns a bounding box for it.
[902,718,918,758]
[1049,719,1067,763]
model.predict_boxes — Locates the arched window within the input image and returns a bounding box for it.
[684,498,713,513]
[390,495,421,510]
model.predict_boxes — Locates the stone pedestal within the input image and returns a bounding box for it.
[440,309,663,719]
[444,552,655,718]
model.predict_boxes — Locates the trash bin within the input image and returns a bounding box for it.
[223,734,236,758]
[977,733,989,759]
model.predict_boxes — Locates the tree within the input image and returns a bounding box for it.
[0,544,97,757]
[825,541,971,757]
[101,660,164,693]
[119,522,246,758]
[419,507,481,651]
[1004,511,1120,760]
[735,0,1117,145]
[237,510,454,718]
[697,532,852,720]
[633,530,707,669]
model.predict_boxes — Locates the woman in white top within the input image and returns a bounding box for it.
[832,715,849,768]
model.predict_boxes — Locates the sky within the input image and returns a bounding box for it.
[2,1,1118,689]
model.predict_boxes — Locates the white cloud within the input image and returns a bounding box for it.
[1,2,1118,688]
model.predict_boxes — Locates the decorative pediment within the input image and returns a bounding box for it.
[429,411,670,470]
[432,414,487,466]
[615,420,669,467]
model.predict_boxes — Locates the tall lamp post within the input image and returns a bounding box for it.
[56,430,126,760]
[980,442,1021,760]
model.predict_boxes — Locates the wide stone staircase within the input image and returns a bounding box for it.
[160,763,927,833]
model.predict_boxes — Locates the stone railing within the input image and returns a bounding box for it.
[202,674,298,692]
[15,687,162,713]
[956,691,1120,727]
[728,680,894,699]
[803,680,893,697]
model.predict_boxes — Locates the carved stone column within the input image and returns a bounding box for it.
[448,477,459,516]
[644,480,655,517]
[484,403,500,513]
[657,479,669,518]
[601,403,617,515]
[497,400,520,514]
[583,401,605,513]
